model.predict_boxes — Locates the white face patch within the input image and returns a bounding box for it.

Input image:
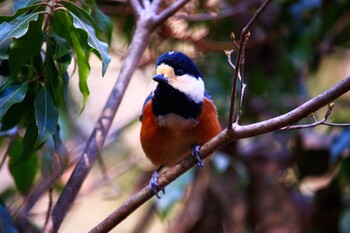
[156,64,205,103]
[170,74,205,103]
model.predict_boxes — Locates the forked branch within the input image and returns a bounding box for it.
[227,0,273,128]
[281,103,350,130]
[90,75,350,232]
[44,0,190,232]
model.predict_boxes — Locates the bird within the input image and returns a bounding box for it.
[139,51,221,197]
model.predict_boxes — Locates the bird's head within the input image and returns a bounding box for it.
[153,51,205,103]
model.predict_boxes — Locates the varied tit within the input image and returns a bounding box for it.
[140,51,221,197]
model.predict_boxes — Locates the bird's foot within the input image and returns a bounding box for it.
[149,167,165,199]
[192,144,204,167]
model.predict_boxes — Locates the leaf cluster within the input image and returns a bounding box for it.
[0,0,111,226]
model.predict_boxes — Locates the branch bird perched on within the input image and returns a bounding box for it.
[140,51,221,197]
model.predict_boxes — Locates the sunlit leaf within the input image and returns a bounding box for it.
[34,87,58,145]
[69,24,90,109]
[70,14,110,76]
[0,12,40,44]
[60,1,111,76]
[0,83,28,121]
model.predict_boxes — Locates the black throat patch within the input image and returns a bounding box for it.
[152,83,202,119]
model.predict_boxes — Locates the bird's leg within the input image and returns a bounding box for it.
[192,144,204,167]
[149,165,165,199]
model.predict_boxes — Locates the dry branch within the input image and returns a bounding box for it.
[227,0,273,128]
[90,76,350,232]
[43,0,190,232]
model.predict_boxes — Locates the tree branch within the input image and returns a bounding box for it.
[129,0,142,18]
[89,76,350,232]
[43,0,190,232]
[152,0,190,26]
[48,25,151,232]
[281,103,350,129]
[175,3,249,21]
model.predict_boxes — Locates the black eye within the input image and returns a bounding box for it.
[176,69,184,76]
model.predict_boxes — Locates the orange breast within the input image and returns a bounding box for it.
[140,98,221,167]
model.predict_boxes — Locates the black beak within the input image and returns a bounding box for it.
[153,74,168,83]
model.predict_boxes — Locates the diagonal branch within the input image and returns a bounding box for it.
[176,3,249,21]
[152,0,190,26]
[281,103,350,129]
[44,1,191,232]
[129,0,143,17]
[89,76,350,233]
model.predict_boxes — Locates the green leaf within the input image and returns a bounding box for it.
[60,1,111,75]
[22,120,38,161]
[13,0,41,13]
[1,84,35,131]
[54,11,90,108]
[59,1,104,39]
[71,14,110,76]
[51,33,71,60]
[90,2,113,43]
[34,87,58,146]
[0,12,40,45]
[69,24,91,109]
[9,19,43,78]
[0,39,12,60]
[0,204,19,233]
[0,83,28,121]
[44,53,60,106]
[0,4,44,23]
[8,137,38,195]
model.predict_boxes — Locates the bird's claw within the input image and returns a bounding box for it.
[192,144,204,167]
[149,169,165,199]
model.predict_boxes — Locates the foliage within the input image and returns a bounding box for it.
[0,0,111,229]
[1,0,350,232]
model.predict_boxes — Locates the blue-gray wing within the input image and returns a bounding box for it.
[139,91,153,121]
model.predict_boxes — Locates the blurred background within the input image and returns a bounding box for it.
[1,0,350,232]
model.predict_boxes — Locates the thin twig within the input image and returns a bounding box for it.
[175,3,250,21]
[90,76,350,232]
[236,32,250,124]
[152,0,190,26]
[280,103,350,130]
[227,0,273,129]
[225,50,247,124]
